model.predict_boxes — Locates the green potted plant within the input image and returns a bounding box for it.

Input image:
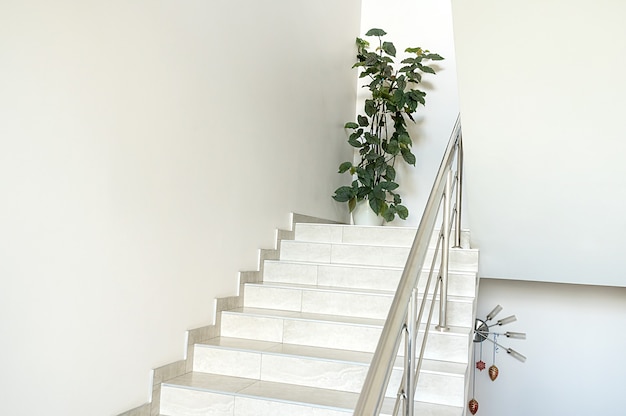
[332,28,443,224]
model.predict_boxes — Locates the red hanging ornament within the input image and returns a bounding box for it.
[468,398,479,414]
[489,364,499,381]
[476,360,486,371]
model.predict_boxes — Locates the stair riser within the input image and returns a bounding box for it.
[160,385,351,416]
[192,346,465,405]
[220,312,470,361]
[243,285,474,327]
[263,262,477,297]
[294,224,471,249]
[279,241,478,270]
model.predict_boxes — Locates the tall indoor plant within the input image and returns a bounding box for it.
[333,28,443,223]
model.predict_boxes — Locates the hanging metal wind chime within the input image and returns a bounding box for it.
[468,305,526,415]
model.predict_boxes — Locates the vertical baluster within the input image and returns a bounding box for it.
[454,138,463,248]
[437,170,452,332]
[403,288,417,416]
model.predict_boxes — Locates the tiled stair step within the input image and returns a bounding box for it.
[263,260,478,297]
[220,308,472,363]
[243,282,475,327]
[279,240,479,270]
[294,223,471,249]
[160,372,464,416]
[193,337,466,406]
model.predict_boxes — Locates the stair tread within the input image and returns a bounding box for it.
[222,307,386,327]
[197,336,373,364]
[265,258,478,274]
[197,336,468,375]
[283,239,478,252]
[246,281,476,303]
[162,372,463,415]
[223,307,473,333]
[162,372,359,411]
[246,281,395,296]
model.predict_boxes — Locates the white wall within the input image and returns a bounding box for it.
[0,1,360,415]
[359,0,460,226]
[474,279,626,415]
[452,0,626,286]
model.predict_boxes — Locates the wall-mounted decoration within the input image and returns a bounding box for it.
[468,305,526,414]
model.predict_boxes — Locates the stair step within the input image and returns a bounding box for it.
[279,240,479,270]
[192,337,466,405]
[294,223,471,249]
[160,372,464,416]
[263,260,478,297]
[220,308,472,363]
[157,223,478,415]
[243,282,475,326]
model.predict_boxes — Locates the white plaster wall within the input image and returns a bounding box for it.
[359,0,460,226]
[452,0,626,286]
[0,1,359,414]
[474,279,626,415]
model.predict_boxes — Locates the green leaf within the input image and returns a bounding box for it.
[381,181,399,191]
[392,89,406,108]
[357,115,369,127]
[338,161,352,173]
[418,64,436,74]
[348,197,357,212]
[381,41,396,57]
[364,132,380,145]
[401,148,416,165]
[364,53,380,66]
[332,186,355,202]
[365,28,387,37]
[425,53,444,61]
[396,76,406,91]
[387,139,400,155]
[373,185,385,200]
[356,37,370,49]
[396,204,409,219]
[348,136,362,148]
[344,122,359,129]
[385,165,396,181]
[364,100,376,117]
[398,132,411,146]
[369,196,383,215]
[405,47,423,54]
[365,151,379,161]
[382,205,395,222]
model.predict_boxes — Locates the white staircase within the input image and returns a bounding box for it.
[158,223,479,416]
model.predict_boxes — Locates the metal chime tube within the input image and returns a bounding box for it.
[403,288,418,416]
[438,170,452,331]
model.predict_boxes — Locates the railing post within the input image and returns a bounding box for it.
[437,170,452,332]
[453,139,463,248]
[403,287,418,416]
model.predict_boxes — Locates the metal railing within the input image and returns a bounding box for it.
[354,115,464,415]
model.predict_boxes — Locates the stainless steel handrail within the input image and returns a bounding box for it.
[354,115,463,415]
